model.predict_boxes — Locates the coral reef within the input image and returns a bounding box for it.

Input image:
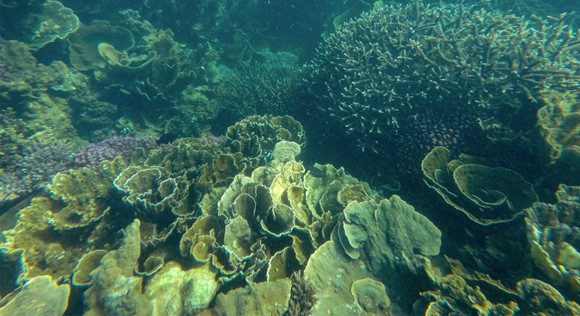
[305,1,579,174]
[284,271,317,316]
[420,255,580,315]
[72,136,158,169]
[0,0,79,50]
[83,220,153,316]
[67,20,135,71]
[0,139,72,206]
[1,1,579,314]
[0,275,70,316]
[421,146,538,226]
[526,184,580,295]
[1,159,127,282]
[216,53,300,119]
[537,89,580,180]
[1,114,580,314]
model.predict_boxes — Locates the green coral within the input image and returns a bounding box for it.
[305,1,579,153]
[0,275,70,316]
[0,0,79,50]
[84,220,153,316]
[67,20,135,71]
[421,146,538,225]
[537,90,580,179]
[1,158,127,281]
[526,184,580,294]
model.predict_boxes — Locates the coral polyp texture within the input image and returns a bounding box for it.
[72,136,158,169]
[307,1,579,172]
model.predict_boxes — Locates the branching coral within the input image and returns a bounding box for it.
[306,1,579,172]
[216,54,300,118]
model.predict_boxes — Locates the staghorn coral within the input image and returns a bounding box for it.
[306,1,579,174]
[216,53,300,119]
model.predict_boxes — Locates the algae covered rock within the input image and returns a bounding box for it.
[0,275,70,316]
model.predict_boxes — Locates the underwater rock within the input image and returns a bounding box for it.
[526,184,580,294]
[422,146,538,225]
[0,275,70,316]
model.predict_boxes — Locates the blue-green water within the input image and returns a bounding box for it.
[0,1,579,315]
